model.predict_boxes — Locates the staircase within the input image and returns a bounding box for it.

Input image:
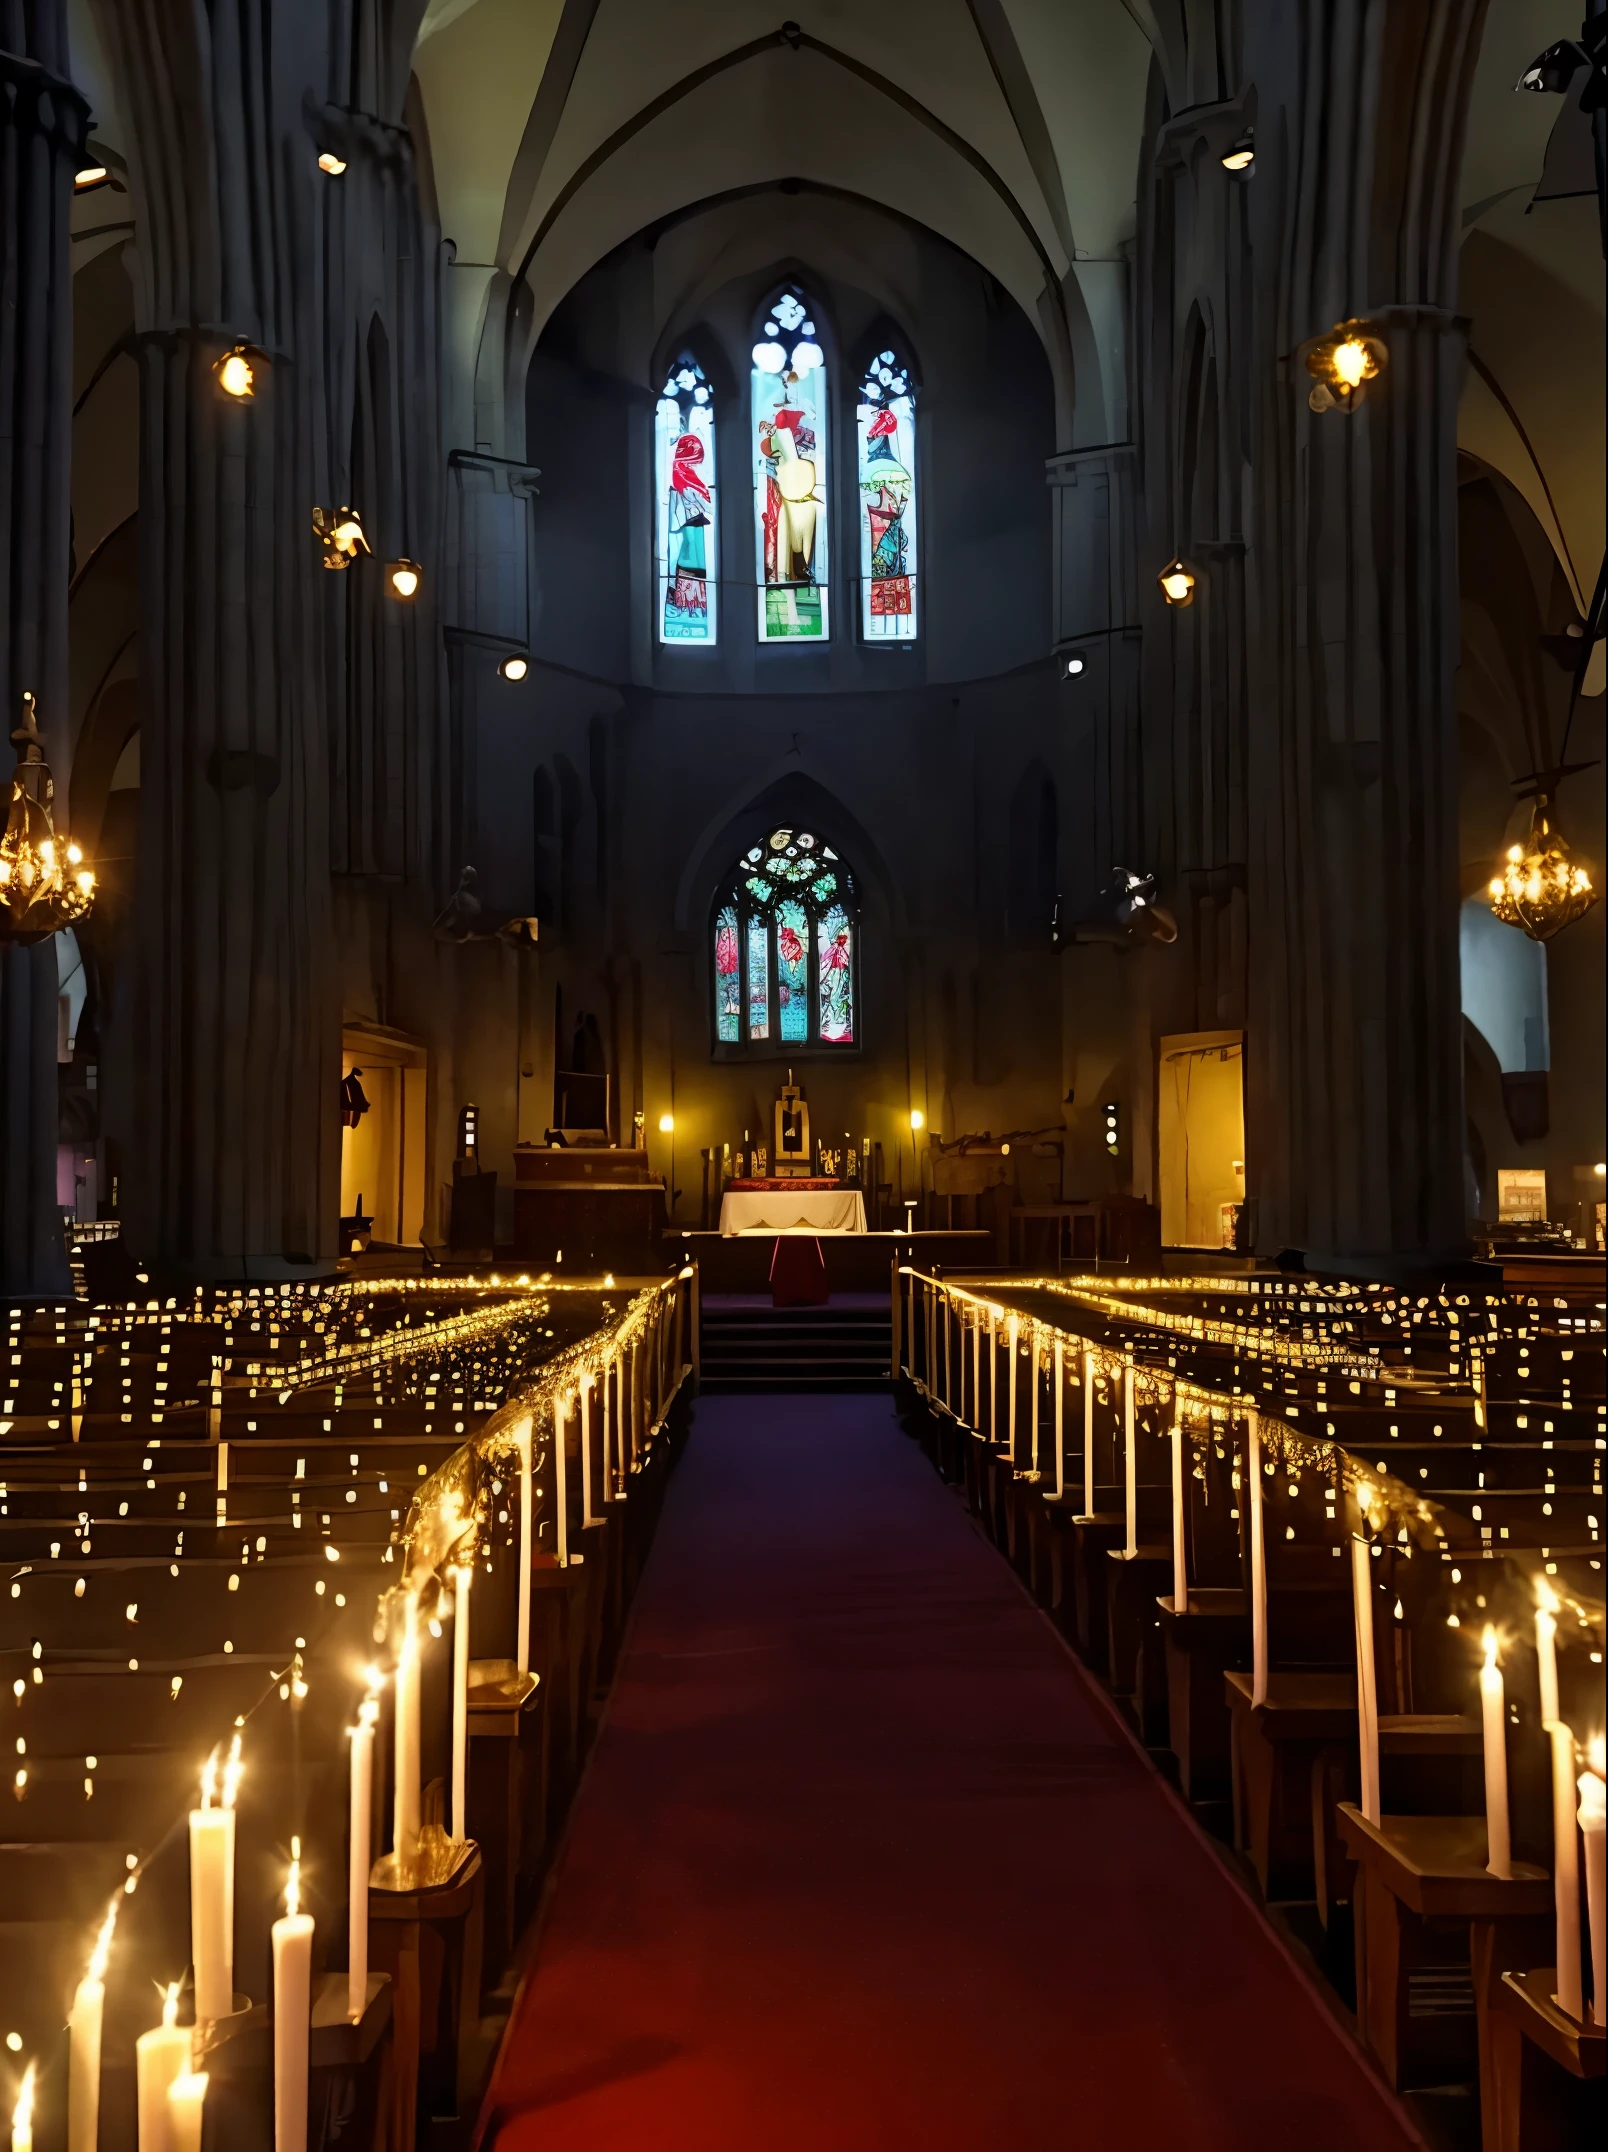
[698,1302,893,1391]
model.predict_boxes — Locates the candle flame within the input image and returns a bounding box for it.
[1482,1624,1499,1670]
[12,2061,34,2134]
[162,1980,180,2029]
[285,1838,301,1919]
[86,1898,118,1985]
[1535,1576,1560,1617]
[221,1731,243,1810]
[198,1745,219,1811]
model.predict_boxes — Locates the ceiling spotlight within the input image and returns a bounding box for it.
[1157,558,1197,607]
[317,152,347,176]
[74,166,111,193]
[213,342,266,400]
[1064,654,1085,677]
[1305,318,1387,413]
[499,654,529,682]
[312,506,370,569]
[1221,137,1255,173]
[386,560,423,601]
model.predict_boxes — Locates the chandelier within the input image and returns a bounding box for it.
[1487,804,1597,941]
[0,695,96,943]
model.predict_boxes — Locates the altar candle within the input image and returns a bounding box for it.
[1248,1416,1267,1707]
[1053,1340,1065,1500]
[555,1396,570,1565]
[1551,1725,1583,2021]
[451,1564,472,1841]
[68,1902,117,2152]
[1581,1748,1606,2027]
[1535,1579,1560,1728]
[189,1735,241,2023]
[516,1415,533,1673]
[1081,1349,1094,1515]
[348,1687,379,2019]
[393,1597,421,1871]
[11,2063,34,2152]
[1170,1404,1187,1613]
[272,1850,313,2152]
[1122,1362,1136,1557]
[1350,1537,1379,1822]
[136,1985,188,2152]
[1480,1627,1512,1879]
[166,2073,208,2152]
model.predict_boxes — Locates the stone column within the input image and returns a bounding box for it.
[0,9,88,1294]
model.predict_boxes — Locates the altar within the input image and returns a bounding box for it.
[718,1180,867,1238]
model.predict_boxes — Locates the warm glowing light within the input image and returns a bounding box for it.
[85,1899,118,1985]
[499,654,529,682]
[313,507,370,570]
[1487,805,1598,941]
[1,692,95,942]
[1157,559,1196,607]
[1331,339,1370,388]
[1482,1624,1500,1671]
[161,1982,180,2030]
[213,344,263,400]
[284,1841,302,1919]
[909,1110,925,1131]
[74,166,110,191]
[11,2061,34,2143]
[657,1113,675,1134]
[1305,318,1387,412]
[386,560,422,601]
[1220,141,1254,172]
[317,152,347,175]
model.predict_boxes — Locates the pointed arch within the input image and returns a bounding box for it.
[711,824,860,1054]
[854,333,921,641]
[751,284,831,642]
[654,351,719,644]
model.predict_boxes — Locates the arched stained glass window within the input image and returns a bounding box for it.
[856,347,917,640]
[713,826,858,1051]
[655,355,716,643]
[752,292,828,642]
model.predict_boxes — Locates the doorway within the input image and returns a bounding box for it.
[340,1023,428,1247]
[1158,1031,1245,1249]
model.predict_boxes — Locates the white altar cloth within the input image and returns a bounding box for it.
[718,1189,868,1238]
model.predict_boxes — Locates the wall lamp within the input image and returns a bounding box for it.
[1063,653,1086,677]
[213,342,268,400]
[498,654,529,682]
[1157,558,1197,607]
[1305,318,1387,413]
[317,152,348,176]
[74,165,112,193]
[312,506,370,569]
[386,560,423,601]
[1221,136,1255,173]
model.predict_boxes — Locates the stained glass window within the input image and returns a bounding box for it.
[856,348,917,640]
[712,826,858,1052]
[752,292,828,643]
[655,356,716,643]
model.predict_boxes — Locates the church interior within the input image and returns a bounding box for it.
[1,0,1605,2146]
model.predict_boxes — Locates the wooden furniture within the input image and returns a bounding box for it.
[1336,1806,1551,2096]
[1008,1204,1092,1269]
[513,1145,664,1265]
[1485,1969,1605,2151]
[1157,1589,1249,1802]
[369,1836,485,2152]
[466,1660,541,1974]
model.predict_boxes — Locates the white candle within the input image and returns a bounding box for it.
[971,1311,981,1428]
[1248,1416,1267,1707]
[602,1359,615,1500]
[1480,1627,1512,1880]
[11,2062,34,2152]
[166,2072,208,2152]
[1581,1752,1606,2028]
[580,1377,597,1525]
[1350,1537,1379,1823]
[68,1903,117,2152]
[451,1564,472,1842]
[1052,1340,1065,1500]
[136,1987,188,2152]
[1006,1316,1019,1456]
[987,1310,998,1438]
[1551,1725,1583,2021]
[516,1417,533,1670]
[272,1852,313,2152]
[189,1736,241,2023]
[348,1690,379,2018]
[393,1597,421,1873]
[1170,1404,1187,1612]
[1535,1582,1560,1728]
[1122,1362,1136,1557]
[555,1397,570,1566]
[1029,1338,1041,1476]
[1081,1348,1094,1516]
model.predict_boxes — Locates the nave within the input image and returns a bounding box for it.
[481,1393,1414,2151]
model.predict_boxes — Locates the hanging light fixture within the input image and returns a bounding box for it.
[499,655,529,682]
[1487,803,1598,941]
[313,506,370,569]
[0,695,96,944]
[1157,558,1197,607]
[1305,319,1388,413]
[213,342,267,400]
[386,560,423,601]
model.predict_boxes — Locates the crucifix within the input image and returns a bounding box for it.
[773,1070,813,1178]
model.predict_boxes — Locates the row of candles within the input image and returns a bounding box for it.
[905,1270,1607,2029]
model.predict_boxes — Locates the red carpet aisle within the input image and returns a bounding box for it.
[482,1397,1419,2152]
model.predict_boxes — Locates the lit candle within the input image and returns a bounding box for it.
[987,1309,998,1439]
[1581,1747,1606,2028]
[1551,1725,1583,2022]
[272,1847,313,2152]
[68,1902,117,2152]
[451,1563,472,1842]
[1350,1537,1379,1823]
[188,1734,242,2023]
[165,2072,208,2152]
[1170,1404,1187,1612]
[1248,1415,1267,1707]
[1081,1348,1094,1516]
[580,1377,596,1524]
[516,1415,533,1671]
[1535,1579,1560,1728]
[1006,1315,1019,1457]
[136,1984,188,2152]
[1122,1362,1136,1558]
[971,1311,981,1429]
[11,2062,34,2152]
[1052,1338,1064,1497]
[393,1596,421,1874]
[554,1396,570,1565]
[348,1683,380,2019]
[1480,1627,1512,1880]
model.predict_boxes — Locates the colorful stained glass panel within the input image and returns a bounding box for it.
[655,359,716,644]
[714,903,740,1041]
[857,350,917,642]
[818,903,854,1042]
[746,914,769,1038]
[753,293,829,643]
[777,896,809,1042]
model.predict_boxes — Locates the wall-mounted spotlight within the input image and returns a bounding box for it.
[1304,318,1387,414]
[657,1112,675,1134]
[385,560,423,601]
[74,165,112,193]
[909,1109,925,1133]
[1220,136,1255,173]
[312,506,370,569]
[499,654,529,682]
[1157,558,1197,607]
[317,151,348,177]
[213,342,267,400]
[1103,1102,1121,1157]
[1064,654,1086,677]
